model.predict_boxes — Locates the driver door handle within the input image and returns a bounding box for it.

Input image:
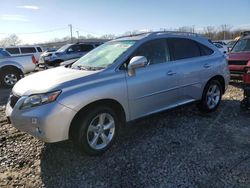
[167,71,176,76]
[203,63,211,68]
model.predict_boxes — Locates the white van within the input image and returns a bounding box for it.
[3,46,43,63]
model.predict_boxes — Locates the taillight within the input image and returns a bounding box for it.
[32,55,36,64]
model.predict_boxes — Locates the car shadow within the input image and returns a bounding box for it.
[40,99,250,187]
[0,87,11,105]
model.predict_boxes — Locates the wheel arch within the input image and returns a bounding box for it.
[68,98,126,139]
[0,65,24,78]
[206,75,225,94]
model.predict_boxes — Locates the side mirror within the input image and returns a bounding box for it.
[127,56,147,76]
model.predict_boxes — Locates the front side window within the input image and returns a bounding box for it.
[80,44,94,52]
[20,47,36,53]
[6,48,20,54]
[231,39,250,52]
[169,38,200,60]
[68,45,81,53]
[133,39,170,65]
[72,40,136,69]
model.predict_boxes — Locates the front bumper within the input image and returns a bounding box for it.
[5,97,77,143]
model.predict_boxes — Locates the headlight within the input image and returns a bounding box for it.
[20,90,61,110]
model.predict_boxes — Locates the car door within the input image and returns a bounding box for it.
[66,45,82,60]
[125,39,180,120]
[167,38,212,102]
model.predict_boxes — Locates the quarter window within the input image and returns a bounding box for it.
[134,39,170,65]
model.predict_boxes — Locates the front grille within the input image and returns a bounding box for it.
[9,94,20,108]
[228,60,248,65]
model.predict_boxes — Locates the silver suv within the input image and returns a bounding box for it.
[6,31,230,155]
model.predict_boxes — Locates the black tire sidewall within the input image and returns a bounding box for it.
[75,106,119,155]
[200,80,222,112]
[1,69,21,88]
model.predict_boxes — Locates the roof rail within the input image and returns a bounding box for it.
[116,30,201,39]
[150,30,201,37]
[115,32,152,39]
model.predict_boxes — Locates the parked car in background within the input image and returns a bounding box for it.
[213,41,227,46]
[6,31,229,155]
[227,40,237,51]
[213,42,228,54]
[228,35,250,79]
[38,42,102,66]
[2,46,43,63]
[0,49,36,87]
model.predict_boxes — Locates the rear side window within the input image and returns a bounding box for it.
[20,47,36,53]
[199,43,214,56]
[134,39,170,65]
[168,38,200,60]
[80,44,94,52]
[36,47,42,52]
[5,48,20,54]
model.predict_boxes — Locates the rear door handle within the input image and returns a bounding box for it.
[204,63,211,68]
[167,71,176,76]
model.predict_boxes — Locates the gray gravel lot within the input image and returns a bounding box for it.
[0,83,250,187]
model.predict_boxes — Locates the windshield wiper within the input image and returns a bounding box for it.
[72,65,105,71]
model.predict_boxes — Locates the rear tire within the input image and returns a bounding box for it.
[71,106,119,156]
[1,68,21,88]
[198,80,222,112]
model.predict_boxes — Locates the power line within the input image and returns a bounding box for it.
[0,27,68,35]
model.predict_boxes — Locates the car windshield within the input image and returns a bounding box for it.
[231,39,250,52]
[72,40,136,69]
[56,44,71,53]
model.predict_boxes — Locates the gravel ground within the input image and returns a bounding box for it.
[0,83,250,187]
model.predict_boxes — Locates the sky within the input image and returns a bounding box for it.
[0,0,250,44]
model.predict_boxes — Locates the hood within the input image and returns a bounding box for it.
[13,67,99,96]
[229,51,250,61]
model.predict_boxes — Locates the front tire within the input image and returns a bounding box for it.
[72,106,119,155]
[198,80,222,112]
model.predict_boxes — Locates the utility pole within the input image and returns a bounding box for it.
[68,24,73,43]
[76,31,79,42]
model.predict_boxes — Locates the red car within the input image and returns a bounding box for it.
[228,35,250,79]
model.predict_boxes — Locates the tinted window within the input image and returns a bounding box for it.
[134,39,170,65]
[68,45,81,52]
[6,48,20,54]
[0,50,10,58]
[20,47,36,53]
[169,38,201,60]
[199,43,214,56]
[37,47,42,52]
[80,44,94,52]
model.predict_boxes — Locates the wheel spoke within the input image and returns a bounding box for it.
[211,85,217,93]
[98,113,106,125]
[88,124,98,133]
[90,133,99,147]
[104,121,115,130]
[100,133,109,145]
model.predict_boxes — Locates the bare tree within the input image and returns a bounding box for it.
[203,26,216,39]
[0,34,21,47]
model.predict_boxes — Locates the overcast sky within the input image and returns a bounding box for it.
[0,0,250,44]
